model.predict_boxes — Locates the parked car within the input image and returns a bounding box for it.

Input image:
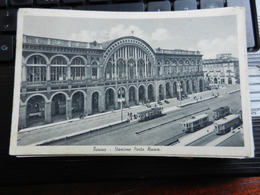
[164,100,170,104]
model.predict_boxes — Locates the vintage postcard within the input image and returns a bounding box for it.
[10,7,254,158]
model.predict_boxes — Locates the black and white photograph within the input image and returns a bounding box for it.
[10,8,254,157]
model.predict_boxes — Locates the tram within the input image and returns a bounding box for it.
[213,106,230,120]
[182,114,209,133]
[214,114,241,135]
[138,107,163,122]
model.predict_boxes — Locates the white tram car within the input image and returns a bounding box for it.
[182,114,209,133]
[214,114,241,135]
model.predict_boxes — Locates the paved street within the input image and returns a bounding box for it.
[17,85,241,146]
[49,88,241,146]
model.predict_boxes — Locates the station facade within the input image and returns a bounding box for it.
[203,53,239,87]
[19,35,204,129]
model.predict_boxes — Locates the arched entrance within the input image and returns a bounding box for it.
[72,91,84,118]
[180,81,185,95]
[173,82,177,98]
[129,86,136,106]
[166,82,171,98]
[148,84,155,102]
[186,80,191,94]
[192,80,197,93]
[159,84,164,101]
[105,88,115,111]
[92,92,99,114]
[228,78,232,84]
[51,93,67,122]
[26,95,45,127]
[139,85,146,103]
[199,79,204,92]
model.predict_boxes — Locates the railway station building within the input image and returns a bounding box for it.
[203,53,239,88]
[19,35,204,128]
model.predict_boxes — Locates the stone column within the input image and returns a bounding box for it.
[86,65,91,79]
[144,62,147,77]
[46,64,51,81]
[84,96,88,115]
[45,100,52,124]
[189,80,193,94]
[126,62,129,79]
[125,90,129,107]
[99,92,105,113]
[115,63,118,80]
[86,95,92,115]
[136,61,138,78]
[66,98,72,120]
[145,87,148,102]
[183,82,187,95]
[67,65,71,80]
[155,83,159,102]
[169,83,173,98]
[163,85,166,100]
[22,64,27,82]
[135,88,139,105]
[19,103,27,129]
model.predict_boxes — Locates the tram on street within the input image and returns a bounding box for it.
[138,107,163,122]
[214,114,241,135]
[213,106,230,120]
[182,114,209,133]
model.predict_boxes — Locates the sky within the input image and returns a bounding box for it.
[23,13,239,59]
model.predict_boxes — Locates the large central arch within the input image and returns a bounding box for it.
[103,36,156,80]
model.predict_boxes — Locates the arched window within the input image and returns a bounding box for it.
[128,59,136,79]
[27,55,46,65]
[71,57,86,80]
[105,62,113,79]
[51,56,67,65]
[117,59,126,79]
[137,59,145,78]
[26,55,47,83]
[50,56,68,81]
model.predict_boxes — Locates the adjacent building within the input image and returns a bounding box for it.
[19,35,205,129]
[203,53,239,88]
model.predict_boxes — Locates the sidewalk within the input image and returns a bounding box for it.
[175,125,215,146]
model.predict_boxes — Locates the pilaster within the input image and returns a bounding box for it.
[45,101,52,124]
[66,98,72,120]
[19,103,27,129]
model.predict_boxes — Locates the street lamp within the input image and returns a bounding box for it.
[118,88,125,121]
